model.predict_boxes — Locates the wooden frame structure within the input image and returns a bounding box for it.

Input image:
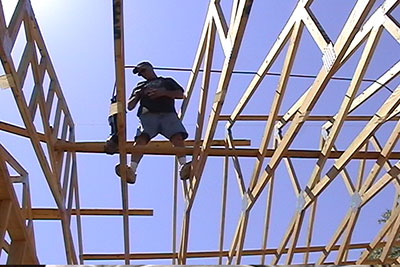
[0,0,399,264]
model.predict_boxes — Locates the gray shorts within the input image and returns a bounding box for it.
[136,112,188,140]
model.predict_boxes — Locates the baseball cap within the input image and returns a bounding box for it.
[132,61,153,74]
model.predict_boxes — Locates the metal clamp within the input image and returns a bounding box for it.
[350,192,362,210]
[322,42,336,72]
[296,190,305,212]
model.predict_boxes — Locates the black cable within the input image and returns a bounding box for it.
[125,65,396,93]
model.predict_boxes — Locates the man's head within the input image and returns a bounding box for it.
[133,61,156,80]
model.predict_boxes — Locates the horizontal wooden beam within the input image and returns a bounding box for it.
[54,139,251,153]
[54,142,400,159]
[81,241,379,260]
[25,208,153,220]
[219,115,400,121]
[0,121,46,141]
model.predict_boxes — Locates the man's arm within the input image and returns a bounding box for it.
[127,93,139,111]
[146,88,183,99]
[146,78,184,99]
[127,87,143,111]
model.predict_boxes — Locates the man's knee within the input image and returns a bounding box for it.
[135,134,150,146]
[170,133,185,146]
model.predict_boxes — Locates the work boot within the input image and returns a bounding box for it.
[179,161,192,180]
[115,163,136,184]
[105,137,118,155]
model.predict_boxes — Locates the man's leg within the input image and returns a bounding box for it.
[170,133,191,180]
[115,135,149,184]
[130,134,149,173]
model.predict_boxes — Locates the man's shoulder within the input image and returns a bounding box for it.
[159,77,182,88]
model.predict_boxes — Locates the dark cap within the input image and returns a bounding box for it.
[132,61,153,74]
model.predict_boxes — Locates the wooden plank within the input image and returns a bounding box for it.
[323,61,400,131]
[304,198,317,264]
[360,120,400,194]
[212,2,231,57]
[112,0,129,263]
[227,16,295,127]
[71,152,84,264]
[220,115,400,121]
[178,212,190,264]
[172,161,178,265]
[23,14,76,262]
[25,4,74,123]
[189,20,216,195]
[229,0,240,30]
[25,208,153,219]
[7,0,26,53]
[316,210,351,264]
[383,14,400,42]
[54,142,400,158]
[277,134,301,196]
[304,133,324,264]
[218,144,229,264]
[335,210,360,264]
[0,200,11,259]
[285,211,306,264]
[0,148,38,263]
[55,139,251,152]
[7,240,26,264]
[0,121,46,141]
[249,19,303,190]
[305,86,400,208]
[81,241,394,260]
[196,0,254,178]
[226,214,244,264]
[0,144,28,178]
[179,10,212,118]
[271,214,297,264]
[0,19,64,214]
[17,42,33,89]
[361,161,400,205]
[251,0,377,211]
[0,122,252,149]
[52,100,62,140]
[193,1,253,203]
[280,2,398,128]
[0,0,7,41]
[307,24,382,197]
[227,132,246,196]
[234,210,250,264]
[369,136,400,191]
[62,151,72,202]
[356,144,368,190]
[332,145,356,195]
[260,175,274,265]
[301,8,331,51]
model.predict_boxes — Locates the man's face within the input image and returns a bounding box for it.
[136,65,154,79]
[137,67,149,76]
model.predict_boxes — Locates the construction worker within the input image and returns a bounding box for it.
[115,61,191,184]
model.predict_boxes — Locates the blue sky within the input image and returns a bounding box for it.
[0,0,399,264]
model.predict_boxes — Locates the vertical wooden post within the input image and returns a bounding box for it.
[112,0,130,264]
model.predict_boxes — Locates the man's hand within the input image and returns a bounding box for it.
[145,88,166,99]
